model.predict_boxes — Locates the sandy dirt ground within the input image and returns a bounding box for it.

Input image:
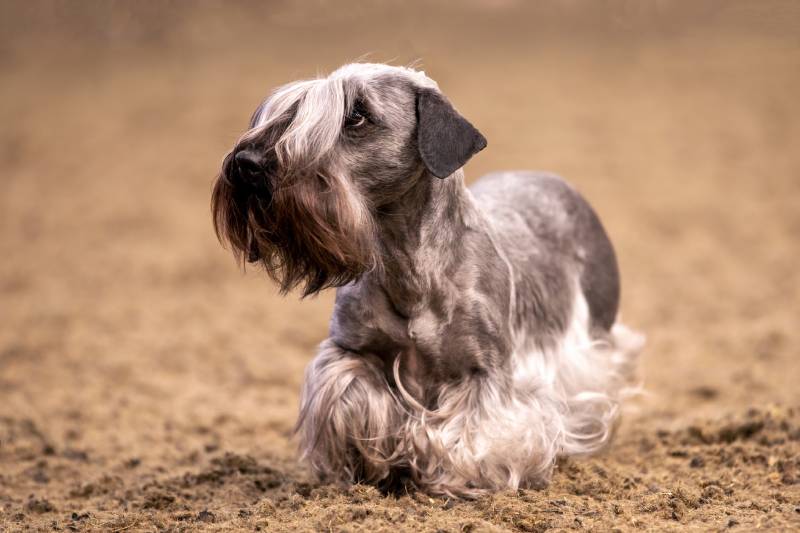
[1,1,799,531]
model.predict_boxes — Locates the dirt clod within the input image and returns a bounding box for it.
[141,490,177,510]
[25,497,56,514]
[689,456,705,468]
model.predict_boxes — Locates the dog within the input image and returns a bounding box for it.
[211,63,643,497]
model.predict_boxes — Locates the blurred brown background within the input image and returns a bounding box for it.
[1,1,799,531]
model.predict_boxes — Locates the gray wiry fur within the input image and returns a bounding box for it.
[213,63,644,497]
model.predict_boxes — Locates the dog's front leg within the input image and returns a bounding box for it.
[295,339,403,486]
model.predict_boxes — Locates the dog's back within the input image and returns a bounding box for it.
[470,171,620,341]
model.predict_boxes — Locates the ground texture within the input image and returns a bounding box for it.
[1,2,799,531]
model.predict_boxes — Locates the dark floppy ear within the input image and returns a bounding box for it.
[416,87,487,179]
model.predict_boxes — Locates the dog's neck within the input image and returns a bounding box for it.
[373,169,492,316]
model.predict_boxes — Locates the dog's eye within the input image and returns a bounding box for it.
[345,101,369,128]
[345,110,365,128]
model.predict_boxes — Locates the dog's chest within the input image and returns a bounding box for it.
[330,282,510,379]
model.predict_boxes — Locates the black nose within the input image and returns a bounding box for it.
[234,147,264,175]
[229,146,269,195]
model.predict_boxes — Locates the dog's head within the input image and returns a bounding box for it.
[211,63,486,296]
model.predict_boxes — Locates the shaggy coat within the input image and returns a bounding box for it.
[212,63,643,497]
